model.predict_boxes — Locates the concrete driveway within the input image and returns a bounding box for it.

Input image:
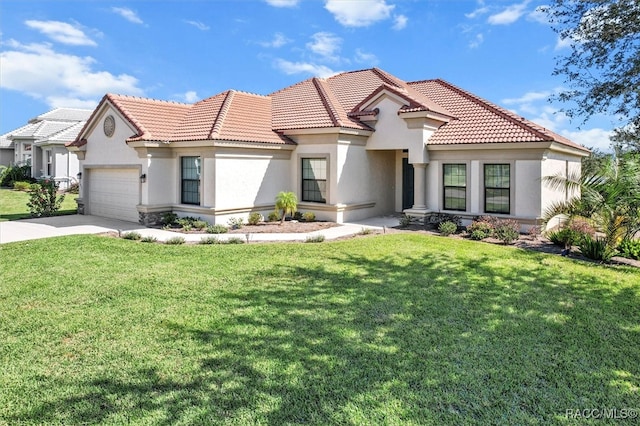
[0,215,143,244]
[0,215,400,244]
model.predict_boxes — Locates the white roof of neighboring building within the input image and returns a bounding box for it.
[1,107,94,148]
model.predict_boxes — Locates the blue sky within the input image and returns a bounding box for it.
[0,0,616,150]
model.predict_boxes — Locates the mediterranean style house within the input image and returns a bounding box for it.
[1,108,92,189]
[67,68,589,227]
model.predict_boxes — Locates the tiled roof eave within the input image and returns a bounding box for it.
[127,136,296,146]
[426,139,589,154]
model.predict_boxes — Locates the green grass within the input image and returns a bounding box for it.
[0,188,78,221]
[1,234,638,425]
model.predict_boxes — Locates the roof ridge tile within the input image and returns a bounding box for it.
[209,90,235,139]
[312,78,342,127]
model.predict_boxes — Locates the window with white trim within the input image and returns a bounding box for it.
[484,164,510,214]
[302,158,327,203]
[181,156,200,205]
[443,164,466,211]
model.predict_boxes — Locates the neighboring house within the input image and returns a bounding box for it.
[0,134,14,167]
[68,68,589,227]
[2,108,93,188]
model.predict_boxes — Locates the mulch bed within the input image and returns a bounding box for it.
[227,221,338,234]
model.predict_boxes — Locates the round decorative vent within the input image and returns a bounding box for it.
[103,115,116,137]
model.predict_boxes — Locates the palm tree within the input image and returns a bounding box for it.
[275,191,298,225]
[542,153,640,248]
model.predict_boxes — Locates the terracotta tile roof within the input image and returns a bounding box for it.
[96,92,293,145]
[409,79,589,151]
[271,77,370,131]
[106,94,192,142]
[71,68,586,152]
[270,68,454,131]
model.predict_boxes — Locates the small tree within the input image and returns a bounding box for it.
[27,179,65,217]
[275,191,297,224]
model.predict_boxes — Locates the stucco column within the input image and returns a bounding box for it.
[412,163,427,210]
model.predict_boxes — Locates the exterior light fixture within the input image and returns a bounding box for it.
[77,172,82,180]
[140,173,147,183]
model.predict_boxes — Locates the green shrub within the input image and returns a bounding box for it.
[225,237,245,244]
[494,219,520,245]
[547,228,574,247]
[293,211,303,221]
[192,220,208,230]
[467,217,496,240]
[1,165,34,187]
[228,217,244,229]
[358,227,373,235]
[547,218,595,248]
[12,181,32,191]
[26,179,65,217]
[206,224,228,234]
[399,214,412,228]
[199,236,219,245]
[618,238,640,260]
[141,235,158,243]
[161,212,178,226]
[579,235,617,262]
[438,221,458,236]
[305,235,325,243]
[267,211,281,222]
[165,236,186,245]
[122,231,142,240]
[302,211,316,222]
[428,213,462,228]
[248,212,263,225]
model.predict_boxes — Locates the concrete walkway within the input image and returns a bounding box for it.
[0,215,400,244]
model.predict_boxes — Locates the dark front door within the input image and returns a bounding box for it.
[402,157,414,210]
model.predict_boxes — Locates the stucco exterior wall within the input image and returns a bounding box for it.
[426,147,554,227]
[214,149,290,211]
[82,111,141,166]
[0,149,12,167]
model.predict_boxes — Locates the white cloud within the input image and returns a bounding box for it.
[184,20,210,31]
[560,128,613,151]
[555,34,576,50]
[306,32,342,60]
[527,6,549,24]
[392,14,408,30]
[25,20,97,46]
[325,0,394,27]
[469,33,484,49]
[488,0,531,25]
[466,0,489,19]
[265,0,299,6]
[501,87,614,151]
[274,59,338,78]
[355,48,379,65]
[0,41,144,108]
[112,7,144,25]
[260,32,291,48]
[502,90,551,105]
[178,91,200,103]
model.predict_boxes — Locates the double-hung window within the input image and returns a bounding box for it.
[181,156,200,205]
[484,164,510,214]
[302,158,327,203]
[443,164,466,211]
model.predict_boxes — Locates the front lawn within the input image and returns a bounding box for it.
[1,234,638,424]
[0,188,78,221]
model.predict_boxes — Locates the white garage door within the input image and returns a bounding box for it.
[88,168,140,222]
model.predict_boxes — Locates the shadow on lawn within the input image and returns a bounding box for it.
[12,243,640,424]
